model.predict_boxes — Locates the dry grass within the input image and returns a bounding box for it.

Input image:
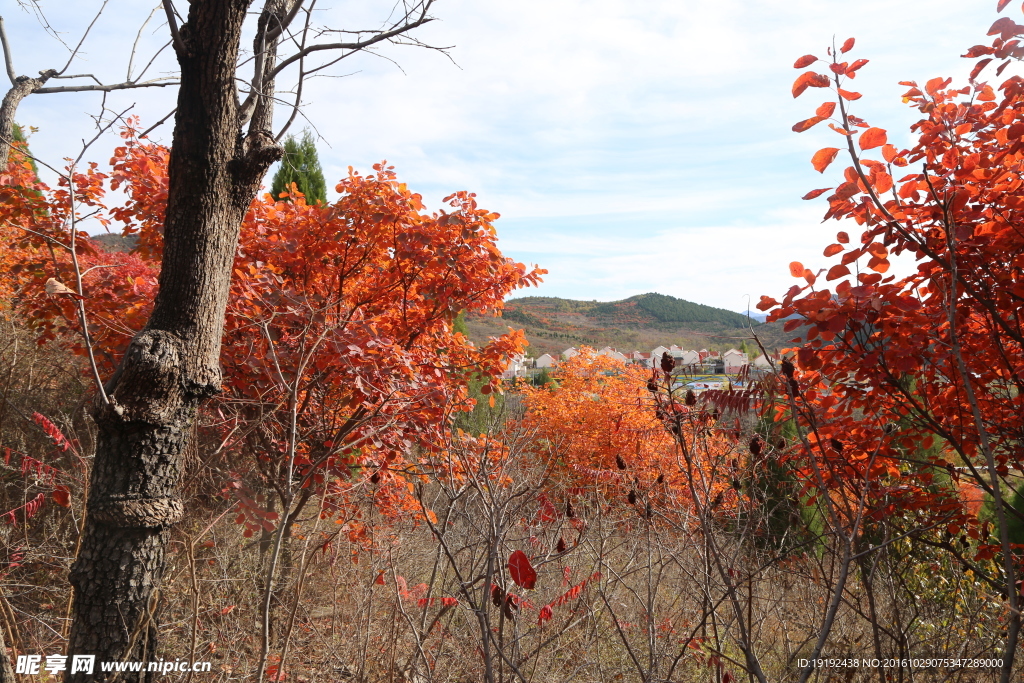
[0,318,1014,683]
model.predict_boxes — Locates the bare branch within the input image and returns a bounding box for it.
[51,73,104,85]
[139,108,177,139]
[35,78,177,94]
[56,0,110,76]
[275,2,314,141]
[127,5,162,81]
[132,40,174,83]
[0,17,16,85]
[162,0,188,56]
[268,9,436,84]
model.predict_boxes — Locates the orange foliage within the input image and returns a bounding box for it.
[4,122,545,529]
[519,349,739,517]
[760,5,1024,558]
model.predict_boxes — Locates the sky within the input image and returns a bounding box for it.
[3,0,1011,311]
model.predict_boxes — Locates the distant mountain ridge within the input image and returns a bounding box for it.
[466,293,790,359]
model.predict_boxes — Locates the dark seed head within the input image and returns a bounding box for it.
[660,352,676,374]
[628,490,637,505]
[616,455,627,470]
[491,584,504,607]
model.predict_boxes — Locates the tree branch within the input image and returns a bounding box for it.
[161,0,188,56]
[268,14,436,84]
[0,17,16,86]
[35,78,177,94]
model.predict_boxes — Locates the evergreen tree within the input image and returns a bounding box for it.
[10,124,39,177]
[269,129,327,204]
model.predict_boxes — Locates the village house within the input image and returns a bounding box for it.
[675,349,700,366]
[598,346,628,362]
[502,354,528,379]
[535,353,558,368]
[722,348,749,373]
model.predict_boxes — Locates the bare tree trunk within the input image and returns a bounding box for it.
[0,69,56,167]
[0,621,15,683]
[65,1,283,680]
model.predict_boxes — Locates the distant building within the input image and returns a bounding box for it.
[562,347,579,360]
[675,349,699,366]
[502,354,528,379]
[598,346,627,362]
[722,349,749,373]
[536,353,558,368]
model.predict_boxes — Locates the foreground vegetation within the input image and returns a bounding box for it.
[4,2,1024,681]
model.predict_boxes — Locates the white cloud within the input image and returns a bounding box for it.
[5,0,1010,307]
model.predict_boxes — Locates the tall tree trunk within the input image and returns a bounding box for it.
[0,70,56,168]
[65,2,282,680]
[0,621,15,683]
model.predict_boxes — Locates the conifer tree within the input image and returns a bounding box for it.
[269,129,327,205]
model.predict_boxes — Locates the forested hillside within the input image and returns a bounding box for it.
[466,292,790,357]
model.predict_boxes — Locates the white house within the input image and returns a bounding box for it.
[651,345,670,359]
[753,354,774,369]
[722,349,749,373]
[535,353,558,368]
[598,346,627,362]
[676,349,700,366]
[502,354,527,379]
[562,347,579,360]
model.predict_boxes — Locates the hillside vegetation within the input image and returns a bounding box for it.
[467,292,791,358]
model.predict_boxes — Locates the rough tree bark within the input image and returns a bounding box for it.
[65,2,284,680]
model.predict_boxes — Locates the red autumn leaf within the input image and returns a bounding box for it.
[815,102,836,118]
[988,16,1022,41]
[811,147,840,173]
[823,244,844,257]
[859,127,887,150]
[508,550,537,589]
[838,89,862,100]
[867,256,890,273]
[52,486,71,508]
[846,58,869,75]
[881,144,899,163]
[998,0,1011,11]
[964,45,994,58]
[836,231,849,243]
[840,37,855,54]
[789,261,805,277]
[792,116,826,133]
[802,188,832,200]
[894,296,922,311]
[793,54,817,68]
[792,72,831,98]
[970,58,994,81]
[826,264,851,280]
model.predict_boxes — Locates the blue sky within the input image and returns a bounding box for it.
[5,0,1007,310]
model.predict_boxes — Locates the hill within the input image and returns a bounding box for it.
[467,293,794,358]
